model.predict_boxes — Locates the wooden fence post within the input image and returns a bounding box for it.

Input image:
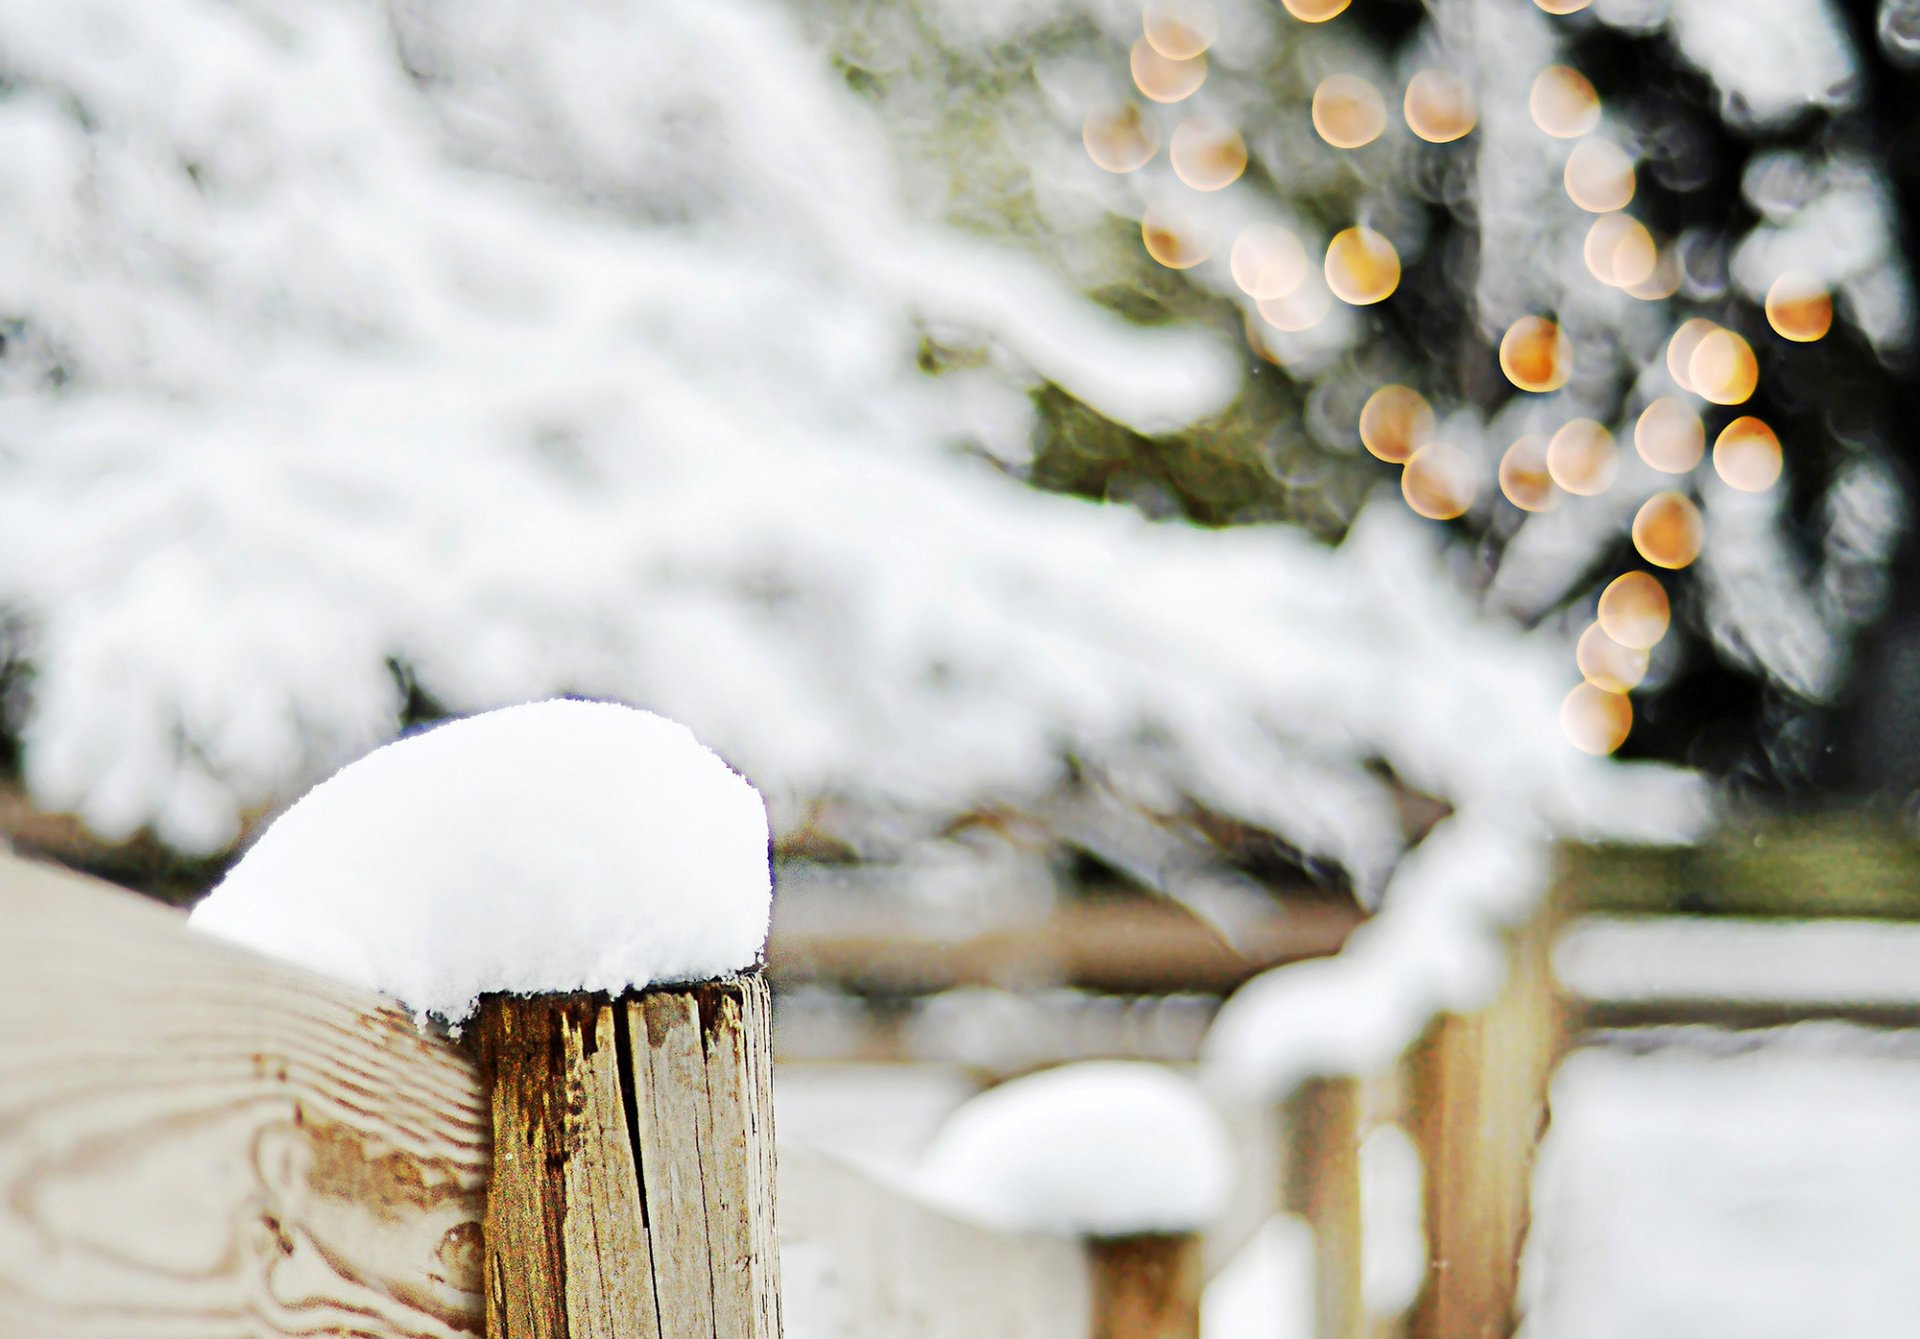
[1406,907,1563,1339]
[1087,1233,1204,1339]
[472,974,781,1339]
[1280,1075,1365,1339]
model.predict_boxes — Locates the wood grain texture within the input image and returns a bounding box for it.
[0,853,1128,1339]
[1086,1235,1201,1339]
[0,851,490,1339]
[471,980,780,1339]
[777,1149,1091,1339]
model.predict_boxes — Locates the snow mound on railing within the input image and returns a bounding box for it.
[916,1061,1234,1236]
[191,700,771,1022]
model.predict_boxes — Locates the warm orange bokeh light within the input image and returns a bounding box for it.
[1689,328,1759,405]
[1325,227,1401,305]
[1634,397,1705,473]
[1547,419,1618,496]
[1632,491,1704,569]
[1256,277,1333,331]
[1083,104,1159,173]
[1313,75,1387,149]
[1282,0,1352,21]
[1169,118,1248,190]
[1359,385,1436,464]
[1537,0,1593,12]
[1143,0,1219,60]
[1665,318,1719,393]
[1598,571,1671,649]
[1499,315,1573,393]
[1564,138,1635,213]
[1401,443,1479,520]
[1530,66,1601,138]
[1562,682,1633,755]
[1577,622,1649,693]
[1584,214,1658,288]
[1404,70,1476,143]
[1131,39,1208,103]
[1230,226,1310,300]
[1499,434,1559,511]
[1765,272,1834,342]
[1142,207,1211,269]
[1713,416,1784,492]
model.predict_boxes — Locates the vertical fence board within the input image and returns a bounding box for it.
[475,977,779,1339]
[1087,1234,1203,1339]
[1406,905,1563,1339]
[1280,1075,1364,1339]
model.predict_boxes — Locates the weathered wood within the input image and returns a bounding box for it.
[1087,1234,1202,1339]
[1405,909,1563,1339]
[0,850,491,1338]
[472,981,781,1339]
[0,853,1092,1339]
[1279,1076,1364,1339]
[779,1149,1092,1339]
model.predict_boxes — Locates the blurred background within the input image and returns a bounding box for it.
[3,0,1919,1333]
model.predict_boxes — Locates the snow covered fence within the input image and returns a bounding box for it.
[917,1062,1235,1339]
[188,702,783,1339]
[0,855,1199,1339]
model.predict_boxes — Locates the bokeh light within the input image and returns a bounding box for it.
[1282,0,1352,21]
[1169,118,1248,190]
[1230,225,1310,300]
[1546,419,1617,496]
[1499,315,1573,392]
[1584,214,1658,288]
[1324,227,1401,305]
[1132,39,1208,103]
[1625,247,1683,301]
[1688,327,1759,405]
[1142,0,1219,60]
[1765,272,1834,342]
[1597,570,1671,649]
[1401,442,1479,519]
[1563,139,1636,213]
[1403,70,1477,143]
[1561,682,1633,755]
[1537,0,1594,12]
[1256,277,1333,331]
[1313,75,1388,149]
[1529,66,1601,138]
[1634,397,1705,473]
[1577,622,1649,693]
[1142,207,1212,268]
[1713,416,1784,491]
[1632,491,1704,569]
[1665,318,1720,392]
[1083,104,1158,173]
[1498,434,1559,511]
[1359,385,1435,463]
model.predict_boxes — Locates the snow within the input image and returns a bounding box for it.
[1202,813,1544,1098]
[915,1061,1235,1236]
[1555,916,1920,1008]
[1203,1215,1316,1339]
[1522,1033,1920,1339]
[189,699,771,1022]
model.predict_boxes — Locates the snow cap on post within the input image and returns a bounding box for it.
[917,1061,1235,1237]
[190,699,772,1022]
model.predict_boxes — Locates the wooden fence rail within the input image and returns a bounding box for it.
[0,852,1193,1339]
